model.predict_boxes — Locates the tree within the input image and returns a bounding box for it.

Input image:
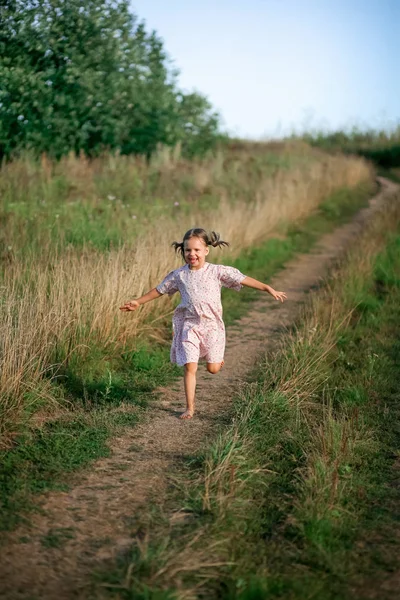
[176,92,221,158]
[0,0,221,159]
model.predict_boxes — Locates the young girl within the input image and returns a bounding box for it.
[120,228,287,420]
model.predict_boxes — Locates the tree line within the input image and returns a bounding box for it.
[0,0,222,160]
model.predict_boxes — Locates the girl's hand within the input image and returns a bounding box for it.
[119,300,140,311]
[268,288,287,302]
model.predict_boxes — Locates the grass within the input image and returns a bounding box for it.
[96,188,400,598]
[0,416,110,531]
[41,527,76,549]
[0,142,356,256]
[54,344,181,410]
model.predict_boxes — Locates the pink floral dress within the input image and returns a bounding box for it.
[156,262,245,366]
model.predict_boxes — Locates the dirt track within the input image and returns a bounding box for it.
[0,177,399,600]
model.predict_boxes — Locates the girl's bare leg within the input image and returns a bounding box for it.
[182,362,198,419]
[206,360,224,375]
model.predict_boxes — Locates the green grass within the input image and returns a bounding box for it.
[41,527,76,549]
[221,231,400,596]
[0,416,110,531]
[214,229,400,598]
[0,181,374,533]
[53,344,181,410]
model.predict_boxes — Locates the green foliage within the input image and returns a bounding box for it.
[49,341,181,416]
[51,343,178,411]
[302,126,400,169]
[0,0,221,159]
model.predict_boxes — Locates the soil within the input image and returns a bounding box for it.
[0,177,399,600]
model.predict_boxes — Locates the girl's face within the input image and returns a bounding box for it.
[184,236,209,270]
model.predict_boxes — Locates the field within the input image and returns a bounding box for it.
[1,136,400,599]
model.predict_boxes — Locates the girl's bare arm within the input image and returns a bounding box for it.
[119,288,162,311]
[241,277,287,302]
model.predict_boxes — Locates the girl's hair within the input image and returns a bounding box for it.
[172,228,229,258]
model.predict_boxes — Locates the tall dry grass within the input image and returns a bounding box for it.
[0,144,372,446]
[0,142,370,256]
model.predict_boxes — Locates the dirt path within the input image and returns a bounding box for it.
[1,177,399,600]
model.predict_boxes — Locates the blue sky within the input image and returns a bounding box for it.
[130,0,399,138]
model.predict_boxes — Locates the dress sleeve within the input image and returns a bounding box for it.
[156,270,179,296]
[217,265,246,291]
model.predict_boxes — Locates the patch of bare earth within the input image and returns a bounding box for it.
[0,178,399,600]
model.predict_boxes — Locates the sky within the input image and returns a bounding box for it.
[129,0,399,139]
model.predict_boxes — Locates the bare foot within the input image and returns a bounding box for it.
[179,409,194,420]
[220,360,225,369]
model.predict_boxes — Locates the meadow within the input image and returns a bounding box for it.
[0,141,375,530]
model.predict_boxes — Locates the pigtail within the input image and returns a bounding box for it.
[172,240,185,258]
[208,231,229,249]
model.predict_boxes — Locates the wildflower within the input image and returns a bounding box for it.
[108,194,116,201]
[174,201,180,206]
[132,215,137,219]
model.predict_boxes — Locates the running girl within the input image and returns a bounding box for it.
[120,228,287,419]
